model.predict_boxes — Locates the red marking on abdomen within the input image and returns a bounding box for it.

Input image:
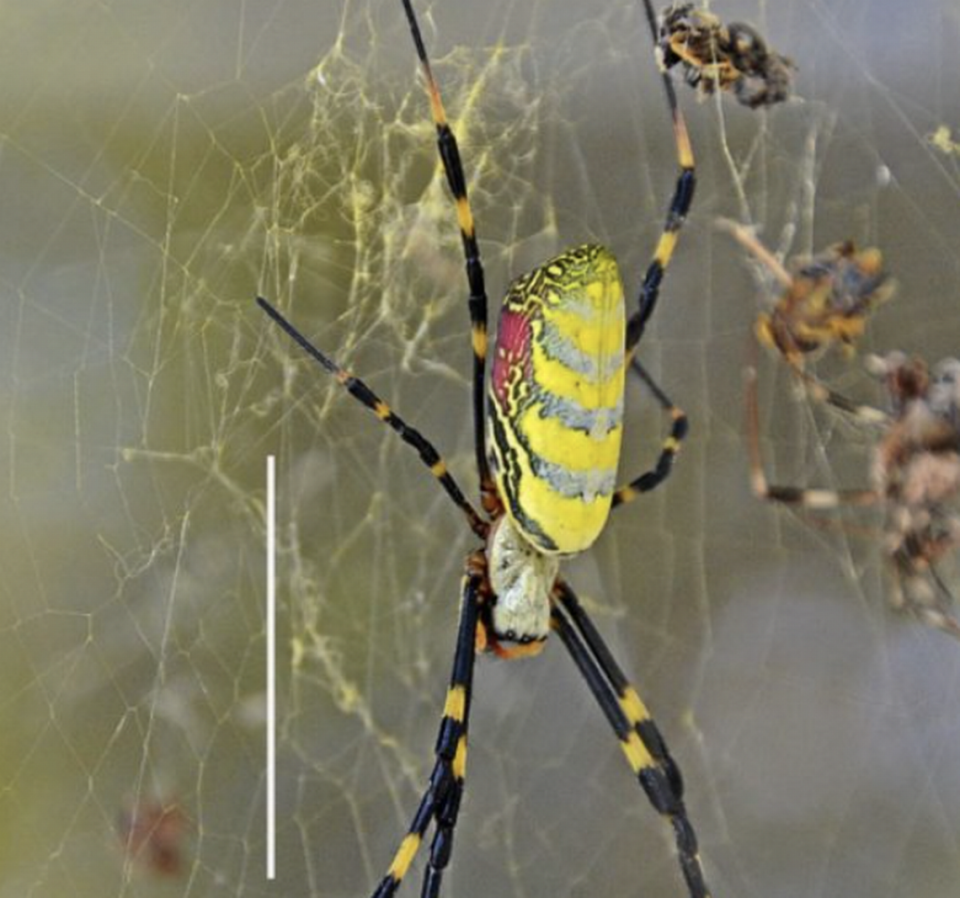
[491,309,532,408]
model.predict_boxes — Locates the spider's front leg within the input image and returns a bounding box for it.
[371,565,483,898]
[629,0,696,351]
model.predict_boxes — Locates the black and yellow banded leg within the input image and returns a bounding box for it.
[613,359,688,508]
[256,297,487,539]
[550,599,711,898]
[399,0,493,499]
[553,579,683,797]
[744,365,878,510]
[372,572,482,898]
[627,0,697,353]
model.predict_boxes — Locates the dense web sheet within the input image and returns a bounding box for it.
[2,1,960,897]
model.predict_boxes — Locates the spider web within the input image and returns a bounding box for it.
[2,1,960,896]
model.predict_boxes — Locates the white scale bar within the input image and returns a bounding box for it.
[266,454,277,880]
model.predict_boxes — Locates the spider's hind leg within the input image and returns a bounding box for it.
[371,568,483,898]
[551,581,711,898]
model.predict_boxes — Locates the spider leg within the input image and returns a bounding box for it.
[744,365,878,508]
[372,570,482,898]
[715,217,793,289]
[627,1,697,354]
[256,297,487,538]
[554,580,683,795]
[613,358,688,508]
[796,368,890,427]
[399,0,494,501]
[550,594,711,898]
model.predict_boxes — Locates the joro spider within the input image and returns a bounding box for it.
[258,1,713,895]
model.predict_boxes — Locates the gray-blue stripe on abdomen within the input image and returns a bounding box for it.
[539,317,625,382]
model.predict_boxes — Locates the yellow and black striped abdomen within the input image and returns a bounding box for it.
[488,244,626,555]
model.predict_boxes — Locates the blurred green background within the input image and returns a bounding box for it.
[1,1,959,896]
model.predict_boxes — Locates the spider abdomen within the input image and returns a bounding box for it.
[488,243,626,555]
